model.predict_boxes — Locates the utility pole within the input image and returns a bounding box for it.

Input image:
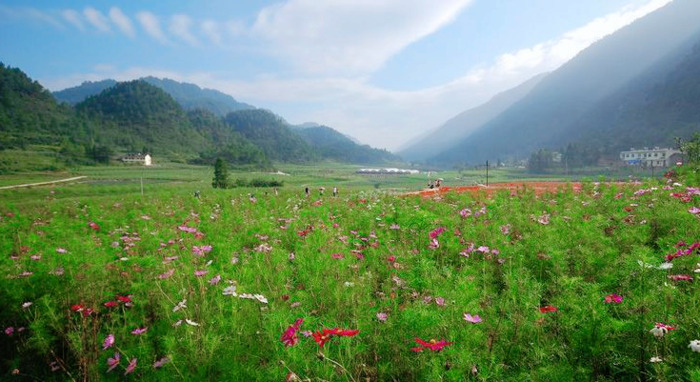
[486,160,489,186]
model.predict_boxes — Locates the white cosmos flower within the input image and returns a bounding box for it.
[689,340,700,353]
[650,356,663,363]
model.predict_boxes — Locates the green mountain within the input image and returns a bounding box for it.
[293,124,400,164]
[224,109,316,163]
[429,0,700,166]
[0,63,76,149]
[54,77,254,116]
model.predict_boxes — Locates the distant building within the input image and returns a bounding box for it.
[619,147,681,167]
[122,153,152,166]
[356,168,420,175]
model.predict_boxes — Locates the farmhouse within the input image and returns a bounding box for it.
[121,153,152,166]
[619,147,681,167]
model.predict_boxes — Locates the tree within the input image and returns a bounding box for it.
[212,158,229,188]
[676,133,700,165]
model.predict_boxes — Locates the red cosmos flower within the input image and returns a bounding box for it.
[82,308,94,317]
[88,221,100,230]
[312,327,359,347]
[71,304,84,312]
[539,306,558,313]
[411,338,454,352]
[116,295,132,303]
[668,274,693,281]
[387,255,396,262]
[604,294,623,304]
[104,301,119,308]
[429,227,446,239]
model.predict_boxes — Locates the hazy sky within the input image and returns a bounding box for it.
[0,0,672,151]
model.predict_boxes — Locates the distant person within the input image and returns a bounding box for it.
[274,187,278,196]
[194,190,201,198]
[319,187,325,196]
[428,181,434,189]
[305,187,309,197]
[333,186,338,197]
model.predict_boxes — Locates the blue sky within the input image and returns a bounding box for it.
[0,0,672,150]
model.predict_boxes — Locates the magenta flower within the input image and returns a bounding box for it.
[459,208,472,218]
[106,353,120,373]
[331,253,345,259]
[124,358,137,375]
[103,334,115,350]
[131,327,148,335]
[429,238,439,249]
[668,274,693,281]
[463,313,482,324]
[5,327,14,336]
[281,318,304,347]
[604,294,623,304]
[429,227,446,239]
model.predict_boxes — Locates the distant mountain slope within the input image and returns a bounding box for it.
[75,80,210,160]
[53,79,117,105]
[398,73,545,162]
[293,124,401,164]
[55,77,254,116]
[430,0,700,165]
[571,32,700,153]
[0,63,76,148]
[225,109,316,163]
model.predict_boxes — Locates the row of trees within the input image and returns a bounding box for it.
[212,158,283,189]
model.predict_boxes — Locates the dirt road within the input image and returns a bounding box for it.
[0,176,87,190]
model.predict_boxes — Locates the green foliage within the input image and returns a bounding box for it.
[676,132,700,165]
[294,125,400,164]
[212,158,228,188]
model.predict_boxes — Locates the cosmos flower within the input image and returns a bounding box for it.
[331,253,345,259]
[411,338,454,352]
[131,327,148,335]
[106,353,120,373]
[124,358,137,375]
[158,269,175,279]
[463,313,482,324]
[539,306,558,313]
[88,221,100,230]
[429,227,446,239]
[688,207,700,215]
[689,340,700,353]
[650,323,675,338]
[173,299,187,312]
[209,274,221,285]
[376,312,388,322]
[668,274,693,281]
[650,356,663,363]
[312,327,359,347]
[604,294,623,304]
[153,356,170,368]
[194,270,208,277]
[103,334,115,350]
[281,318,303,347]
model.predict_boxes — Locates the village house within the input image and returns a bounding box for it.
[121,153,152,166]
[619,147,681,167]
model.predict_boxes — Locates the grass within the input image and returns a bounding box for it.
[0,164,699,381]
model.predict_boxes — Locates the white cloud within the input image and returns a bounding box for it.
[201,20,222,45]
[83,7,111,33]
[109,7,135,38]
[61,9,84,31]
[0,6,64,29]
[136,11,169,44]
[251,0,474,75]
[169,15,199,46]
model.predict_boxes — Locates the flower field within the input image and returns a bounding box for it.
[1,168,700,381]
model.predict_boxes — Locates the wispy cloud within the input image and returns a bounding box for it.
[109,7,135,38]
[61,9,84,31]
[0,6,64,29]
[201,20,222,45]
[136,11,169,44]
[83,7,111,33]
[169,15,199,46]
[251,0,474,75]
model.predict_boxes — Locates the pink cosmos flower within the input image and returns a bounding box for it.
[131,327,148,335]
[5,327,14,336]
[376,312,388,322]
[103,334,115,350]
[106,353,120,372]
[153,356,170,368]
[459,208,472,218]
[537,214,550,225]
[668,274,693,281]
[500,224,511,235]
[331,253,345,259]
[435,297,446,306]
[604,294,623,304]
[209,274,221,285]
[688,207,700,215]
[429,238,440,249]
[158,269,175,279]
[387,255,396,262]
[463,313,482,324]
[389,223,400,230]
[194,270,208,277]
[124,358,137,375]
[178,225,197,233]
[56,248,67,254]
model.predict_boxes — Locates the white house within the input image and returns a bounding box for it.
[619,147,681,167]
[121,153,152,166]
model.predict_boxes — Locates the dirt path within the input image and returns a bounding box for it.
[0,176,87,190]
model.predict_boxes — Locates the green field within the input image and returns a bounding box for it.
[1,164,699,381]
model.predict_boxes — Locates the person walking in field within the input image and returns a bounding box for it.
[333,186,338,197]
[305,187,309,197]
